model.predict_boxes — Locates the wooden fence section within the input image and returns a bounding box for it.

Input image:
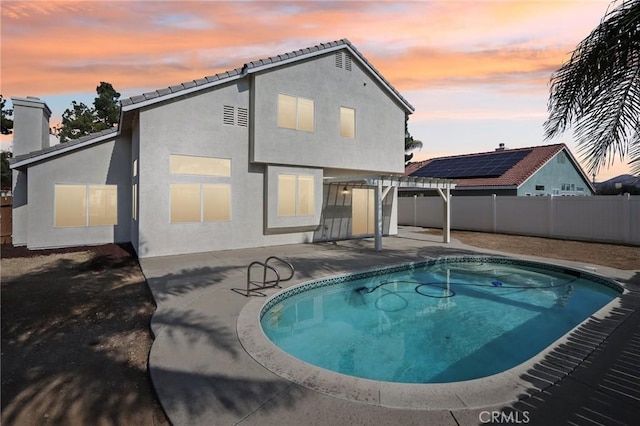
[398,194,640,246]
[1,196,12,244]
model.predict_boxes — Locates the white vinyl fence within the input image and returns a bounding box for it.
[398,194,640,246]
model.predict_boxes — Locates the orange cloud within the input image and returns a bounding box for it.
[2,0,601,97]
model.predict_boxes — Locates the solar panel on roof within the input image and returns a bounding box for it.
[412,149,533,179]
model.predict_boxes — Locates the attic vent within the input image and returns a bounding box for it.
[335,52,343,68]
[237,107,248,127]
[345,54,352,71]
[557,152,566,164]
[223,105,235,125]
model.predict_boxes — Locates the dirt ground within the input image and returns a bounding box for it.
[1,244,169,426]
[0,233,638,426]
[423,229,639,270]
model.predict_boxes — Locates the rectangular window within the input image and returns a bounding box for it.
[170,155,231,177]
[170,183,201,223]
[535,185,544,191]
[88,185,118,226]
[340,107,355,138]
[55,184,117,227]
[277,174,297,217]
[171,184,232,223]
[297,175,315,216]
[277,174,314,217]
[277,94,314,132]
[55,185,87,227]
[570,184,575,191]
[297,98,314,132]
[203,184,231,222]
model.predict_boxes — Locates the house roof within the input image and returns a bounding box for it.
[12,39,413,169]
[11,128,118,168]
[120,38,414,113]
[406,144,596,192]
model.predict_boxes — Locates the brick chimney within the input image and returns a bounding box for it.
[11,96,52,156]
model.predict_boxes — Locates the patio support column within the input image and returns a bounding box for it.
[374,183,393,252]
[437,187,451,243]
[375,179,383,251]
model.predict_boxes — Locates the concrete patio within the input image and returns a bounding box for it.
[140,227,639,425]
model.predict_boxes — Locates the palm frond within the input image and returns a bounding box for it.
[544,0,640,175]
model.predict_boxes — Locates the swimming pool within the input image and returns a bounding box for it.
[238,256,623,408]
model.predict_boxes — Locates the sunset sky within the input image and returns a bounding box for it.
[0,0,632,181]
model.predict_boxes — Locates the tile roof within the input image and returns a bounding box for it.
[11,128,118,165]
[12,39,413,168]
[121,39,414,112]
[406,144,570,188]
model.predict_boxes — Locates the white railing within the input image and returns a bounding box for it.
[398,194,640,246]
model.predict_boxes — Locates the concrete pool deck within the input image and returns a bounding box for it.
[140,227,640,425]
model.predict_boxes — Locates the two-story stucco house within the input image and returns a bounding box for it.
[10,39,454,258]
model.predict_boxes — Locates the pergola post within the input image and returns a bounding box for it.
[437,187,451,243]
[374,180,383,251]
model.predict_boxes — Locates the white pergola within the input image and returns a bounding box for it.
[324,175,457,251]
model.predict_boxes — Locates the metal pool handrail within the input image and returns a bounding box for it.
[244,257,295,297]
[265,256,295,282]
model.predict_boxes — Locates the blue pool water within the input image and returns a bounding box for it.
[261,259,620,384]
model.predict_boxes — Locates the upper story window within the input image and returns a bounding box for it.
[535,185,545,191]
[340,107,355,138]
[277,94,314,132]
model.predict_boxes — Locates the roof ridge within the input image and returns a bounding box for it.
[121,38,413,112]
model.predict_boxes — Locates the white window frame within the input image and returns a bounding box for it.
[170,154,231,177]
[277,94,315,132]
[170,183,232,224]
[277,174,315,217]
[54,184,118,228]
[340,107,356,138]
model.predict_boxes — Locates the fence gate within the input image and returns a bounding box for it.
[1,196,12,244]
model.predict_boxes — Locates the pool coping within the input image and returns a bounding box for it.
[237,255,627,410]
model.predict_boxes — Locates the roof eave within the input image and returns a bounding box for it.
[10,131,119,169]
[121,74,243,112]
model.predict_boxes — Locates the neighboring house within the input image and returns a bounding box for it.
[404,143,595,197]
[10,39,453,258]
